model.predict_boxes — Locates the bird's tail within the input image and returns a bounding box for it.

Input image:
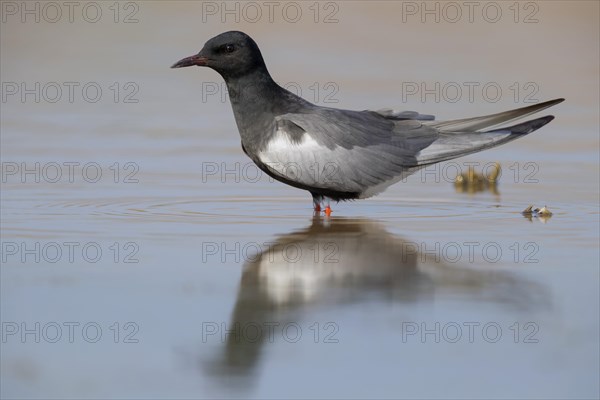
[415,98,564,165]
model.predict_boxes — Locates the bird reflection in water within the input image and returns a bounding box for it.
[200,217,547,385]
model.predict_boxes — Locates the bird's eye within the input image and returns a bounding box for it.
[225,44,235,53]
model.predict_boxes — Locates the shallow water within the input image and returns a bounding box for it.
[1,1,599,399]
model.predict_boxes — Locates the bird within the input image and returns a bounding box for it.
[171,31,564,216]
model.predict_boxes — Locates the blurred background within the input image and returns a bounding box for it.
[1,1,599,399]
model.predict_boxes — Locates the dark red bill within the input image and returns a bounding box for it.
[171,54,208,68]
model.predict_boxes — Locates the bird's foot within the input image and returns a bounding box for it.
[312,197,331,217]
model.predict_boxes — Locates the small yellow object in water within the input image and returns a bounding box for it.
[522,205,553,221]
[454,162,501,194]
[536,206,553,216]
[522,205,534,215]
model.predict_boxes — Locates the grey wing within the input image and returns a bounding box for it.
[371,109,435,121]
[256,109,439,197]
[256,99,563,197]
[416,98,563,165]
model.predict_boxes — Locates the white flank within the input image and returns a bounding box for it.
[257,128,335,186]
[259,128,322,162]
[257,127,415,196]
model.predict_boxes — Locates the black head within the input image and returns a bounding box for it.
[171,31,268,80]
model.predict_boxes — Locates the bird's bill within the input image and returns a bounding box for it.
[171,54,208,68]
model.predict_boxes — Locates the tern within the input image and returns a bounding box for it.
[172,31,563,215]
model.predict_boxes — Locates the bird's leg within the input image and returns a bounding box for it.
[324,198,332,217]
[313,198,322,213]
[312,196,331,216]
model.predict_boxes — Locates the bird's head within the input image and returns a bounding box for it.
[171,31,267,79]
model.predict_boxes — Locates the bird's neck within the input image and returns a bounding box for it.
[223,67,311,151]
[224,67,280,110]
